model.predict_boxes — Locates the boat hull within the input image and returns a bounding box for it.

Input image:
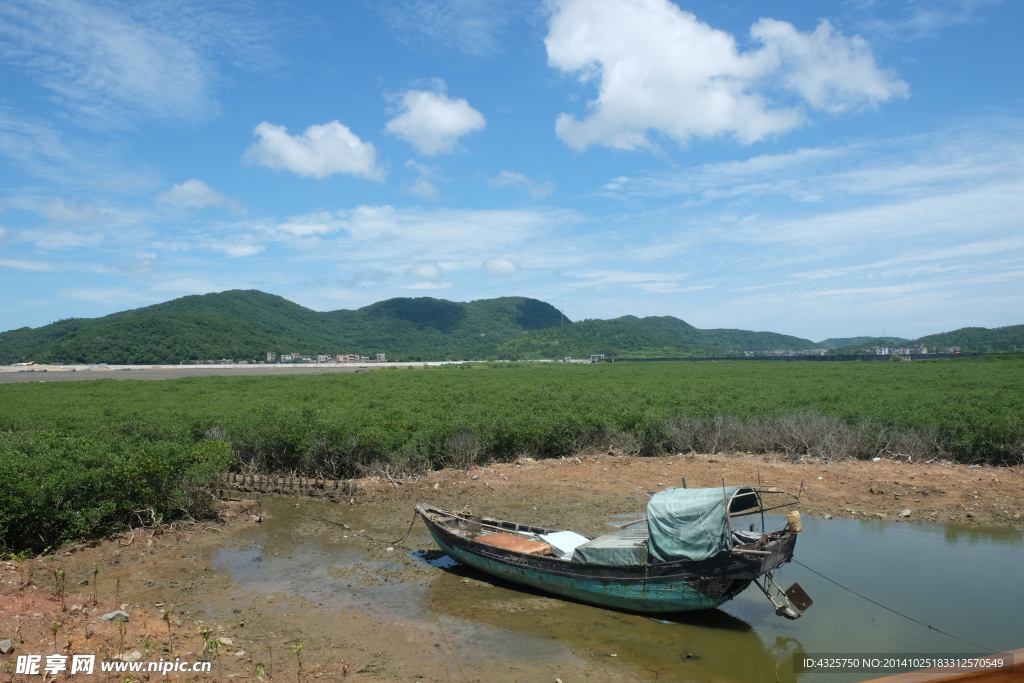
[418,505,797,614]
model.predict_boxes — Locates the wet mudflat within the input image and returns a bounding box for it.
[208,495,1023,683]
[4,455,1021,683]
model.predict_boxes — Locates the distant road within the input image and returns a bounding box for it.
[0,361,478,383]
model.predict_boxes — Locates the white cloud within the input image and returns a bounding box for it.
[244,121,384,180]
[403,281,452,290]
[385,81,486,155]
[203,237,264,258]
[377,0,515,57]
[0,108,157,189]
[406,259,444,282]
[157,179,246,214]
[38,197,106,223]
[0,259,63,272]
[750,19,908,114]
[567,270,709,294]
[545,0,906,151]
[405,160,439,198]
[489,171,555,197]
[0,0,216,124]
[608,119,1024,206]
[61,287,144,305]
[482,256,521,276]
[337,270,392,289]
[860,0,1003,41]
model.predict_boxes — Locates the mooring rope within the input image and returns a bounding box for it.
[429,598,469,682]
[792,559,999,653]
[388,510,420,546]
[297,510,421,548]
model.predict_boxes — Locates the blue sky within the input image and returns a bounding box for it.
[1,0,1022,341]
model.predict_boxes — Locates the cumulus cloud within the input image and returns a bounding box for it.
[482,256,520,276]
[751,19,908,114]
[385,81,486,155]
[545,0,907,151]
[489,171,555,197]
[406,259,444,282]
[157,179,246,214]
[244,121,384,180]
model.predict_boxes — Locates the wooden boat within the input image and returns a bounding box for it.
[416,485,809,617]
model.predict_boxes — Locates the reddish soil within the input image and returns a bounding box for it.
[2,453,1021,683]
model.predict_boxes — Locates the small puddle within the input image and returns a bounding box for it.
[210,495,1023,682]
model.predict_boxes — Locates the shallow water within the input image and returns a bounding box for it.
[212,496,1022,682]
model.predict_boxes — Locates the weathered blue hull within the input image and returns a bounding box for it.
[428,525,733,611]
[418,504,797,614]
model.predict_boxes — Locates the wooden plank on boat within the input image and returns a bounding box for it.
[476,532,553,556]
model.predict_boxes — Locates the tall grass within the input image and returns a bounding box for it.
[2,357,1022,550]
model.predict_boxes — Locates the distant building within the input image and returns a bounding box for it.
[238,360,249,364]
[946,346,961,353]
[281,354,293,362]
[267,351,276,362]
[301,355,312,362]
[340,354,360,362]
[914,345,928,354]
[317,354,332,364]
[896,348,912,355]
[589,354,605,363]
[376,353,386,362]
[360,356,369,361]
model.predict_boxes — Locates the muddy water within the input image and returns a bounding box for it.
[211,496,1022,683]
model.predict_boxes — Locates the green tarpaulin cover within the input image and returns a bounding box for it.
[646,486,741,563]
[569,528,649,566]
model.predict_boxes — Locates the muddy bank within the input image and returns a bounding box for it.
[3,453,1022,683]
[229,451,1024,531]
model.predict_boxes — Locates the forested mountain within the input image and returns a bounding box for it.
[817,336,909,349]
[614,315,818,351]
[913,325,1024,353]
[1,290,1019,364]
[0,291,571,364]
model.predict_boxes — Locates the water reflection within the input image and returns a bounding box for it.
[211,495,1022,683]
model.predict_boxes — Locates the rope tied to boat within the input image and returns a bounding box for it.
[792,559,999,653]
[388,510,420,546]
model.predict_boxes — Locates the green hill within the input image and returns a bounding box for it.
[913,325,1024,353]
[497,319,700,359]
[613,315,817,351]
[817,336,909,350]
[0,291,571,364]
[4,290,1019,364]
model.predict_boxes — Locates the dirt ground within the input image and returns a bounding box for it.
[2,452,1021,683]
